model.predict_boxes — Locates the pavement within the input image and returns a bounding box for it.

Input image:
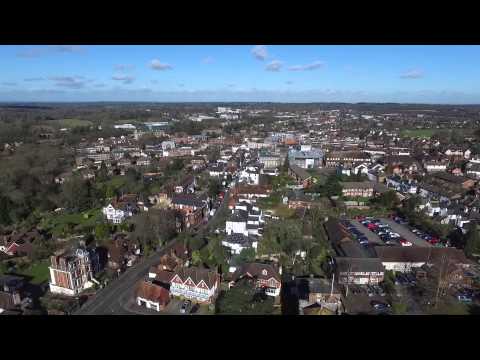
[74,187,231,315]
[380,218,432,247]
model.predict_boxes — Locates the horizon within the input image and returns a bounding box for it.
[2,45,480,103]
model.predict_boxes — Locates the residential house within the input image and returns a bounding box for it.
[135,280,170,312]
[222,233,258,255]
[0,229,40,257]
[340,181,375,198]
[292,276,342,314]
[169,266,220,304]
[0,275,24,313]
[171,194,208,230]
[102,204,130,224]
[49,248,98,296]
[288,164,313,188]
[175,175,196,194]
[230,262,282,297]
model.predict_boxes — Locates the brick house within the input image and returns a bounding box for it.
[230,262,282,297]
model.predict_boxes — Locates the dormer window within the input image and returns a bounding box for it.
[262,269,267,276]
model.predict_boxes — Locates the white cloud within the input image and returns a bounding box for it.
[112,75,135,84]
[265,60,283,72]
[150,59,173,70]
[49,45,86,53]
[288,61,325,71]
[400,69,424,79]
[18,46,86,58]
[251,45,268,61]
[48,76,88,89]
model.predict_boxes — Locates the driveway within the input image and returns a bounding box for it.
[380,218,432,247]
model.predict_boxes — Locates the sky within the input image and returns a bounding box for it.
[0,45,479,103]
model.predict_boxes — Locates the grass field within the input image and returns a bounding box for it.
[48,118,93,128]
[400,128,473,139]
[39,208,102,237]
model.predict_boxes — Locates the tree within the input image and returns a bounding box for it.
[131,209,177,250]
[208,178,222,198]
[61,176,92,211]
[97,162,109,182]
[237,247,256,264]
[464,224,480,259]
[373,190,400,210]
[94,223,111,242]
[191,250,202,266]
[215,279,275,315]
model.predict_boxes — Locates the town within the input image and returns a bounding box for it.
[1,102,480,315]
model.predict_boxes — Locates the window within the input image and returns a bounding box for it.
[262,269,268,276]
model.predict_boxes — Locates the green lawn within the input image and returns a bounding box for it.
[39,208,103,237]
[17,260,50,285]
[400,128,473,139]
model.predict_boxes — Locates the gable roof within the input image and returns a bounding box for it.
[174,266,220,289]
[232,262,281,283]
[135,280,170,304]
[335,257,385,273]
[374,246,469,265]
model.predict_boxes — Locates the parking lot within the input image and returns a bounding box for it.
[380,218,432,247]
[350,220,383,246]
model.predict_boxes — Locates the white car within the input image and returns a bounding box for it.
[389,232,401,238]
[399,239,413,246]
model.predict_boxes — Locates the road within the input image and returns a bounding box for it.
[380,218,432,247]
[74,186,231,315]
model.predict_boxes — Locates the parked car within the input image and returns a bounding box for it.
[399,238,413,247]
[457,295,473,303]
[180,300,192,314]
[371,300,391,310]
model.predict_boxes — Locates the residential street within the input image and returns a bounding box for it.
[74,187,230,315]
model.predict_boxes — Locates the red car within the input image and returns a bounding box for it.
[367,223,378,230]
[429,237,440,245]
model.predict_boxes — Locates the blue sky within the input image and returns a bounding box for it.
[0,45,479,103]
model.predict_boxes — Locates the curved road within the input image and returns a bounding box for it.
[74,187,231,315]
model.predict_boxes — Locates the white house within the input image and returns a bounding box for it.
[222,233,258,255]
[102,204,130,224]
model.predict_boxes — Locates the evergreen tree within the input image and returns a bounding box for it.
[464,224,480,258]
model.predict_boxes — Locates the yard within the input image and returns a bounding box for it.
[39,208,103,238]
[16,260,50,285]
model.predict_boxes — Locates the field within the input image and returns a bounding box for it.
[39,208,103,237]
[47,118,93,128]
[400,128,473,139]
